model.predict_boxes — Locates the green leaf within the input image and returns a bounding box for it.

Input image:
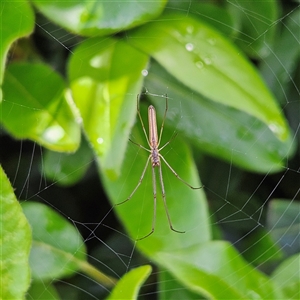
[271,254,300,299]
[127,12,289,141]
[1,63,81,151]
[242,229,283,266]
[43,136,93,186]
[159,271,204,300]
[166,2,235,37]
[26,282,60,300]
[260,9,300,104]
[145,62,294,173]
[22,201,116,287]
[107,265,152,300]
[157,241,280,299]
[266,199,300,256]
[31,0,167,37]
[227,0,278,58]
[22,201,87,280]
[0,166,31,299]
[0,0,34,96]
[68,37,148,179]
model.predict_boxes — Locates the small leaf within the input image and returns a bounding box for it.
[107,265,152,300]
[31,0,167,37]
[0,166,31,299]
[127,12,289,141]
[271,254,300,299]
[0,0,34,93]
[22,201,87,280]
[1,63,81,151]
[68,37,148,179]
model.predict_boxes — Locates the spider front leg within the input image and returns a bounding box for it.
[115,156,151,206]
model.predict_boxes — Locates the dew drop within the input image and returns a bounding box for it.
[89,55,103,68]
[97,137,104,144]
[141,69,148,76]
[195,61,204,69]
[185,43,194,51]
[43,126,65,142]
[204,57,212,65]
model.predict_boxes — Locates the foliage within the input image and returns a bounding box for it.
[0,0,299,299]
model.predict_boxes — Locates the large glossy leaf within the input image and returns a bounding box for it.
[107,265,152,300]
[31,0,167,37]
[157,241,281,299]
[127,12,289,141]
[68,37,148,179]
[1,63,81,151]
[0,166,31,299]
[0,0,34,99]
[144,62,294,173]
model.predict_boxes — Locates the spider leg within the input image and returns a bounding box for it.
[136,164,157,240]
[115,155,151,206]
[159,154,203,190]
[158,163,185,234]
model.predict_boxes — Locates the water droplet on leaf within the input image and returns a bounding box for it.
[185,43,194,51]
[141,69,148,76]
[195,61,204,69]
[97,137,104,144]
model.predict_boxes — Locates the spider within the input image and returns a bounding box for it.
[117,95,202,240]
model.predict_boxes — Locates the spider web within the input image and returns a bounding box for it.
[1,1,300,299]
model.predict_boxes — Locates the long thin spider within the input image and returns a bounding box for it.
[117,95,202,240]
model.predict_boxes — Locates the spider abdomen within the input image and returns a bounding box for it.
[151,148,160,166]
